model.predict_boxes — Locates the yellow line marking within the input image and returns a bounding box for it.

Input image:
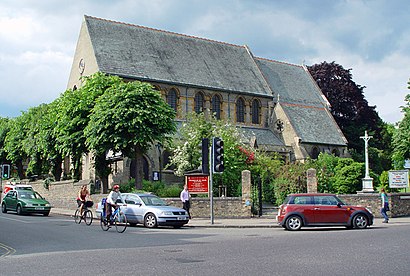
[0,242,16,257]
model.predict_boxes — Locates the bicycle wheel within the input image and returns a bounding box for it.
[84,210,93,226]
[74,209,81,224]
[114,212,127,233]
[100,216,110,231]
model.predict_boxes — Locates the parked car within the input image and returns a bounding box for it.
[1,190,52,216]
[276,193,374,231]
[96,193,189,228]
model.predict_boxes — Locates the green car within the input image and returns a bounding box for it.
[1,190,52,216]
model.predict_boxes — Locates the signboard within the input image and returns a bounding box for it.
[389,170,409,188]
[186,175,209,194]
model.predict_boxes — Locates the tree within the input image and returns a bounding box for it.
[169,112,274,197]
[4,114,29,178]
[85,80,176,190]
[392,78,410,169]
[55,72,122,181]
[36,101,64,181]
[308,61,392,174]
[0,117,10,163]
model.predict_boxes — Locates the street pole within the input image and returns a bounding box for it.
[210,143,214,224]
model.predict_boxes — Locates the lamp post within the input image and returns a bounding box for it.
[156,142,162,182]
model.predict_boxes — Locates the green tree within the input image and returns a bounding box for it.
[55,72,122,181]
[0,117,10,163]
[4,114,29,178]
[36,101,64,180]
[85,80,176,190]
[22,105,50,177]
[392,81,410,168]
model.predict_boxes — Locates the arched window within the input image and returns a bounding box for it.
[211,94,221,119]
[167,89,177,112]
[312,147,320,159]
[236,97,245,123]
[251,99,260,124]
[194,92,204,114]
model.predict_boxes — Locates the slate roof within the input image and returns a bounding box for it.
[84,16,272,96]
[240,127,285,147]
[255,58,346,146]
[81,16,346,148]
[281,103,347,145]
[255,58,327,107]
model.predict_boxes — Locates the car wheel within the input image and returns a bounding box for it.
[1,203,7,213]
[144,213,158,228]
[43,211,50,216]
[285,215,303,231]
[16,205,23,215]
[353,214,368,229]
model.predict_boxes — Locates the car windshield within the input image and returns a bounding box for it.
[18,191,42,200]
[140,195,167,206]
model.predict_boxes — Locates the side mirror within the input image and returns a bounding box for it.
[337,202,342,208]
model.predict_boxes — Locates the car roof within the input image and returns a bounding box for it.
[289,193,336,197]
[122,193,157,197]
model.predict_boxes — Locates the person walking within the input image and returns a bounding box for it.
[180,184,191,219]
[380,188,389,223]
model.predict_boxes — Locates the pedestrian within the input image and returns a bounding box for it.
[180,184,191,219]
[380,188,389,223]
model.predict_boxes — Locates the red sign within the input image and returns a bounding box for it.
[186,175,209,194]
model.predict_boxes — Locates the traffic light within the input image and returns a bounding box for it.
[2,164,10,179]
[201,138,209,175]
[212,137,224,173]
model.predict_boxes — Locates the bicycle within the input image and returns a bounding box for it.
[100,203,128,233]
[74,201,94,226]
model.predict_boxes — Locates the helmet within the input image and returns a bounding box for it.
[113,185,120,190]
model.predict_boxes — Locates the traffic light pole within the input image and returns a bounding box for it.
[209,143,214,224]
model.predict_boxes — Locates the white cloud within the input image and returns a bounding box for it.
[0,0,408,124]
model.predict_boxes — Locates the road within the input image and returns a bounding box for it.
[1,212,409,276]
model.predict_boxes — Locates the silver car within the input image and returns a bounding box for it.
[97,193,189,228]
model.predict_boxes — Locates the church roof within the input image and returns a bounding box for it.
[255,58,346,146]
[80,15,347,148]
[84,15,272,96]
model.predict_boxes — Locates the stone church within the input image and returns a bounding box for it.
[67,15,348,186]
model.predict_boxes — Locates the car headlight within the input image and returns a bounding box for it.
[45,203,50,207]
[25,203,33,207]
[161,211,173,216]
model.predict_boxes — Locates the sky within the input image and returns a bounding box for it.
[0,0,409,124]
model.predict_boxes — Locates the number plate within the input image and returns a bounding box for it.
[35,207,44,210]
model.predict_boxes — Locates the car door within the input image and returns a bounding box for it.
[123,194,144,223]
[7,191,18,211]
[313,195,350,224]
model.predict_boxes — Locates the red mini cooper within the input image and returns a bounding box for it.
[276,193,374,231]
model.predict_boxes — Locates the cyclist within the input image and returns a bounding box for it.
[77,185,93,217]
[105,184,123,224]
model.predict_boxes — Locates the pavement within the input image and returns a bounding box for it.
[51,208,410,228]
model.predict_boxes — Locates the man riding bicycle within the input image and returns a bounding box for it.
[105,184,123,224]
